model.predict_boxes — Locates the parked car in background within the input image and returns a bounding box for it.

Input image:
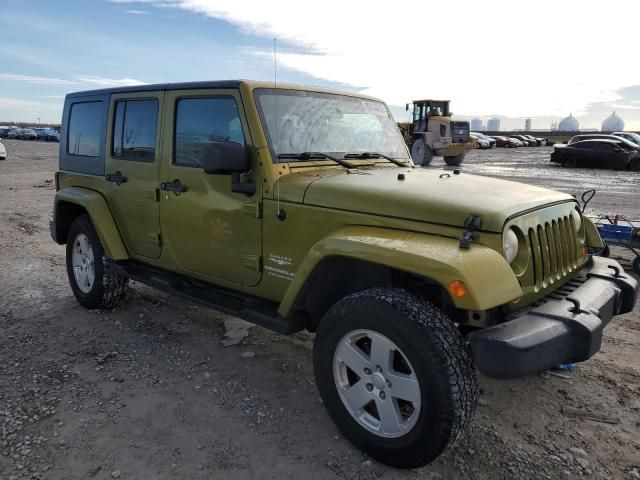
[470,132,496,148]
[508,137,525,147]
[0,141,6,160]
[17,128,38,140]
[0,128,9,138]
[35,128,60,142]
[490,136,519,148]
[48,130,61,142]
[567,134,640,151]
[511,135,535,146]
[551,139,640,170]
[35,128,49,140]
[6,128,20,139]
[612,131,640,147]
[470,133,491,149]
[523,134,544,146]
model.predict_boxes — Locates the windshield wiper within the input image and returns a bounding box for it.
[343,152,408,167]
[277,152,355,169]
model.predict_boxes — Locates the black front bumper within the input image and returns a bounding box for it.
[468,256,638,379]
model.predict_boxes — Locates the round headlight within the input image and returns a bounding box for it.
[571,209,582,232]
[503,228,519,264]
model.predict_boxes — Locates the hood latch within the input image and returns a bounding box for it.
[459,215,482,249]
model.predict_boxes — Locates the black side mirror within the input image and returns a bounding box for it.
[202,141,248,174]
[201,141,255,196]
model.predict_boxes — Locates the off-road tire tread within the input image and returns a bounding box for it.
[314,287,478,468]
[444,154,465,166]
[66,215,128,309]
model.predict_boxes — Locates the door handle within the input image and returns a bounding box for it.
[106,171,128,185]
[160,181,187,194]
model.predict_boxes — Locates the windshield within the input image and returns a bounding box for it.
[254,89,409,162]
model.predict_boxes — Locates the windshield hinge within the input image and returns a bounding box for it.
[242,201,262,218]
[459,215,482,249]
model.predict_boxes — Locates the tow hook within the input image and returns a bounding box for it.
[459,215,482,249]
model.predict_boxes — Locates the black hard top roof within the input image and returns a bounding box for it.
[66,80,245,98]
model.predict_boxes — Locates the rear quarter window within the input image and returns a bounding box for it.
[67,102,102,157]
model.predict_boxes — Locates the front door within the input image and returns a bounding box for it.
[105,91,164,259]
[159,89,262,286]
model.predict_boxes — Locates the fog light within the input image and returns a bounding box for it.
[448,280,468,298]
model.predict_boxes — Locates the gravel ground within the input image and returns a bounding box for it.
[0,140,639,480]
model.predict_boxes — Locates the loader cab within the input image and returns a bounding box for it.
[407,100,451,133]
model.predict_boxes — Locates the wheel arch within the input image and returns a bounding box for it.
[278,226,523,329]
[53,187,129,260]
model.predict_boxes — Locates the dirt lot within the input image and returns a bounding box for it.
[1,140,639,480]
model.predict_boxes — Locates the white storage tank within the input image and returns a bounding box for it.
[601,111,624,132]
[525,118,532,131]
[487,117,501,131]
[558,114,579,132]
[471,118,484,131]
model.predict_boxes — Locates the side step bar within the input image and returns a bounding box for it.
[112,260,305,335]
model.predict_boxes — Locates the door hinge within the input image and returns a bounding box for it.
[243,255,262,272]
[242,201,262,218]
[146,189,160,202]
[147,233,162,247]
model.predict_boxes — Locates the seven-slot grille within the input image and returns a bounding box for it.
[527,215,579,290]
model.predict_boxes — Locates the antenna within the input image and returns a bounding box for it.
[274,37,284,221]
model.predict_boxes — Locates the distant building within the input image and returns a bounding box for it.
[471,118,484,131]
[558,114,579,132]
[601,111,624,132]
[525,118,532,131]
[487,117,501,131]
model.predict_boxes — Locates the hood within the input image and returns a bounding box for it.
[280,167,574,232]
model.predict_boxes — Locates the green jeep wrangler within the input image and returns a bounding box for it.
[51,80,638,468]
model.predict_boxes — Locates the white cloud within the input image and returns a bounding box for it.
[125,9,149,14]
[110,0,640,119]
[0,73,145,87]
[0,73,72,85]
[0,97,48,109]
[610,103,640,111]
[71,75,145,87]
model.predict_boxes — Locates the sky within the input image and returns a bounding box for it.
[1,0,639,130]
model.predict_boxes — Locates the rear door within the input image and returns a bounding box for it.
[159,88,262,286]
[105,91,164,259]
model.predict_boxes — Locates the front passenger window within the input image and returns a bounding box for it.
[174,97,245,168]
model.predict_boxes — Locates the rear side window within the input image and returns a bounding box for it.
[174,97,244,168]
[112,99,158,162]
[68,102,102,157]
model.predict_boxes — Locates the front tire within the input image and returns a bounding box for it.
[411,138,433,166]
[313,288,478,469]
[444,154,465,166]
[66,215,128,309]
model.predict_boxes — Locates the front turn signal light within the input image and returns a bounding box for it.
[448,280,468,298]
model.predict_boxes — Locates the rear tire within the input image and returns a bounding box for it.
[444,154,465,166]
[66,215,128,309]
[411,138,433,166]
[313,288,478,469]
